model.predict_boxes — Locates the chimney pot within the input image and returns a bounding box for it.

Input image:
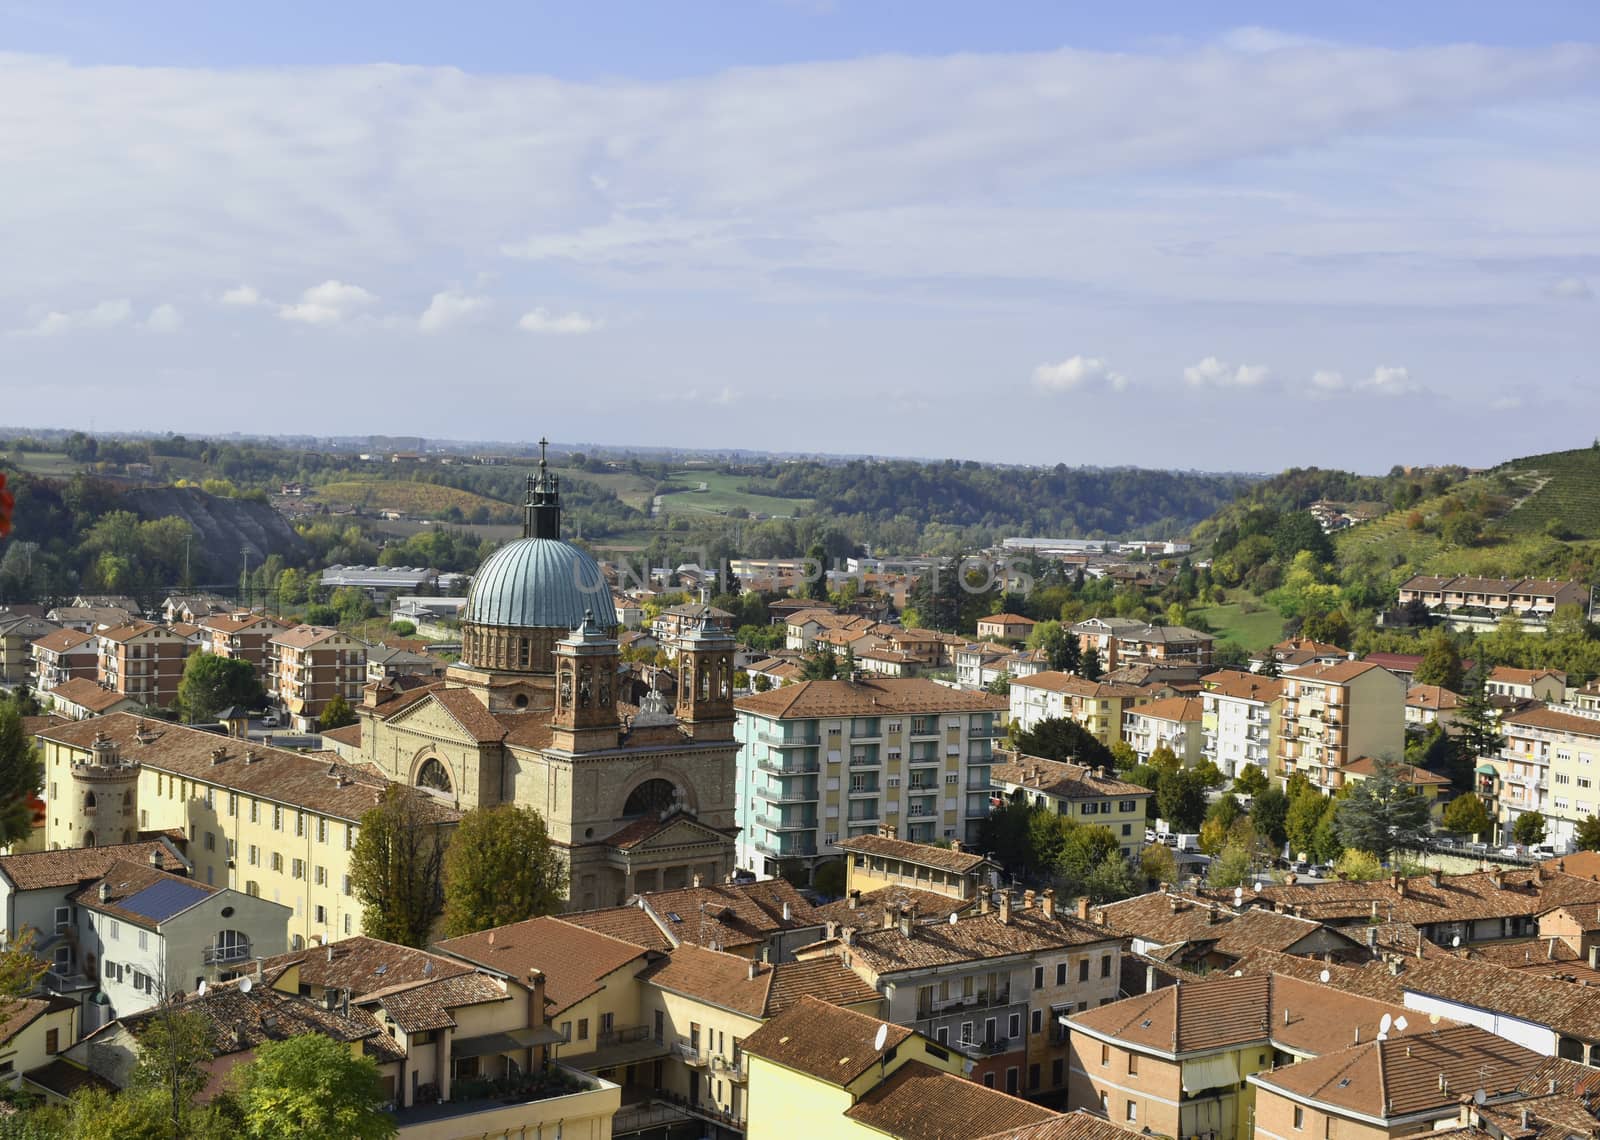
[149,849,162,868]
[999,892,1013,926]
[98,882,110,902]
[882,908,895,930]
[1023,889,1036,910]
[979,892,991,915]
[848,890,861,910]
[692,873,702,889]
[748,959,760,980]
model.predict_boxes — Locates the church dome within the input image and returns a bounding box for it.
[465,537,617,631]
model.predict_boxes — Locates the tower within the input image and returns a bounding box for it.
[674,616,736,740]
[58,729,141,849]
[524,437,561,541]
[550,610,621,753]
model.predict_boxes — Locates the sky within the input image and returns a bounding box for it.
[2,2,1597,473]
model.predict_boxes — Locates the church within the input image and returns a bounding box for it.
[330,454,740,910]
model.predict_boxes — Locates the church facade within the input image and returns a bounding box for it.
[333,455,740,909]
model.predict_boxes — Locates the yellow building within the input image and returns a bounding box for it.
[35,713,458,948]
[0,996,81,1102]
[989,753,1153,860]
[743,994,1056,1140]
[1275,661,1405,794]
[838,829,1000,902]
[1339,756,1451,820]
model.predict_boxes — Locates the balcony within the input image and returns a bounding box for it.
[917,988,1012,1019]
[754,812,817,832]
[755,835,818,858]
[712,1056,746,1083]
[203,941,252,966]
[675,1039,709,1066]
[755,755,820,776]
[45,966,93,994]
[755,785,817,805]
[957,1035,1019,1058]
[557,1024,669,1071]
[757,731,819,748]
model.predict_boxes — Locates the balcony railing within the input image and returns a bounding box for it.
[917,988,1011,1018]
[755,756,820,776]
[598,1024,652,1049]
[675,1039,709,1066]
[755,786,817,805]
[203,942,252,965]
[754,813,817,832]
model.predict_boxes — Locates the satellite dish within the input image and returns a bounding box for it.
[1429,1013,1442,1025]
[239,976,253,994]
[948,912,959,925]
[1394,1016,1408,1032]
[1451,934,1461,948]
[423,961,435,977]
[1379,1013,1392,1034]
[1234,887,1244,905]
[1474,1089,1488,1106]
[1253,881,1263,893]
[1319,969,1331,984]
[196,981,208,997]
[873,1024,889,1052]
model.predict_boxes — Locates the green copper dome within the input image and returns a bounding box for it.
[464,538,617,631]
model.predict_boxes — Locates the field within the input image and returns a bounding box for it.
[654,470,811,519]
[4,451,86,476]
[1190,598,1283,651]
[564,469,657,512]
[317,480,514,520]
[1498,447,1600,539]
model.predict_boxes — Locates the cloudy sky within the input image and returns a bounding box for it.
[2,2,1597,472]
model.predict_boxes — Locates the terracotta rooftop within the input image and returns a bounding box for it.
[638,879,824,953]
[0,839,183,892]
[818,905,1116,977]
[30,628,95,653]
[1126,695,1202,723]
[1235,867,1600,929]
[1249,1024,1537,1122]
[735,677,1005,720]
[1290,660,1388,685]
[991,753,1153,801]
[359,971,511,1034]
[36,713,458,824]
[1342,756,1450,785]
[837,833,993,874]
[559,905,676,952]
[976,1111,1149,1140]
[94,620,168,644]
[270,624,350,650]
[435,915,651,1015]
[257,936,472,999]
[1504,706,1600,739]
[48,677,135,712]
[642,944,879,1019]
[1388,956,1600,1042]
[979,614,1037,626]
[1009,671,1144,699]
[741,994,912,1087]
[843,1060,1057,1140]
[812,886,974,931]
[1200,671,1284,702]
[1406,684,1462,711]
[1090,890,1343,957]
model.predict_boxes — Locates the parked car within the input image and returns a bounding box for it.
[261,712,280,728]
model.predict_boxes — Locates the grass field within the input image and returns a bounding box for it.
[1499,447,1600,539]
[317,480,514,520]
[1191,598,1284,651]
[655,470,811,519]
[4,451,88,476]
[564,469,658,512]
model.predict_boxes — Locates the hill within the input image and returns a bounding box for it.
[1497,446,1600,540]
[120,485,309,580]
[316,479,516,523]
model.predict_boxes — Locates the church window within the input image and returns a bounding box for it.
[514,693,529,709]
[623,779,678,818]
[417,758,453,795]
[578,664,593,708]
[123,790,132,807]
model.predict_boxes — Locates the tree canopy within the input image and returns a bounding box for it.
[442,805,567,937]
[1333,757,1432,860]
[349,786,446,947]
[0,701,44,847]
[1011,717,1112,769]
[177,653,262,723]
[1441,793,1492,838]
[231,1033,396,1140]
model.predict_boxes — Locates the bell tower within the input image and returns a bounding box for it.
[54,729,141,850]
[551,610,620,753]
[674,616,736,740]
[524,437,562,541]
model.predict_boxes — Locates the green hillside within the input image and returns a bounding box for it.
[1497,446,1600,539]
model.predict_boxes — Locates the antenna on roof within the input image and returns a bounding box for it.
[1234,887,1244,906]
[872,1023,889,1052]
[1394,1016,1408,1033]
[1377,1012,1391,1041]
[1451,934,1461,948]
[239,976,254,994]
[1474,1089,1488,1106]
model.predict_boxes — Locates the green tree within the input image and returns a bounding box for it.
[1333,757,1432,861]
[803,542,829,602]
[1285,790,1327,859]
[1513,811,1548,847]
[349,786,446,947]
[1441,794,1491,839]
[1576,815,1600,853]
[985,674,1011,697]
[1146,746,1181,778]
[442,805,567,937]
[1079,644,1103,681]
[1012,717,1112,768]
[127,1003,214,1139]
[318,693,357,732]
[1208,843,1256,888]
[1192,758,1227,790]
[1249,785,1289,847]
[812,859,846,899]
[0,703,44,847]
[232,1033,396,1140]
[1028,620,1080,673]
[1412,629,1463,691]
[1156,768,1207,831]
[1109,741,1138,772]
[1333,849,1384,881]
[1079,850,1140,903]
[1454,663,1505,771]
[178,653,263,723]
[1140,842,1178,886]
[1232,765,1269,797]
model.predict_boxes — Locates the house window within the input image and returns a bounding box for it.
[204,832,215,851]
[1034,966,1043,988]
[1008,1013,1020,1038]
[272,805,283,831]
[1127,1053,1137,1075]
[1100,1043,1109,1067]
[45,1029,58,1054]
[1294,1107,1305,1130]
[1052,1058,1064,1087]
[291,859,305,880]
[249,800,259,824]
[1055,962,1066,986]
[54,907,69,934]
[317,818,328,843]
[271,853,283,872]
[1028,1063,1040,1090]
[109,920,119,940]
[1101,954,1112,978]
[578,1018,589,1041]
[1031,1010,1042,1034]
[248,845,260,866]
[1125,1101,1137,1123]
[314,866,327,886]
[138,930,148,950]
[1079,959,1089,982]
[560,1022,572,1042]
[342,874,352,896]
[314,905,327,924]
[228,792,237,816]
[343,914,352,935]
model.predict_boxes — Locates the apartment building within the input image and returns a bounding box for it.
[1067,972,1411,1140]
[1404,684,1461,730]
[976,613,1037,643]
[1496,706,1600,850]
[1008,672,1149,745]
[30,629,98,694]
[1121,697,1203,765]
[734,678,1005,877]
[0,613,57,682]
[989,754,1152,860]
[1275,661,1405,794]
[95,621,191,708]
[268,625,368,732]
[1397,574,1591,618]
[798,889,1121,1097]
[201,612,287,688]
[1200,672,1283,781]
[35,713,458,948]
[1069,619,1213,671]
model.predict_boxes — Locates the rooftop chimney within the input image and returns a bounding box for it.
[999,891,1013,926]
[782,901,792,922]
[950,839,963,854]
[148,848,162,869]
[979,892,991,916]
[327,943,335,963]
[898,904,914,938]
[1285,873,1298,887]
[98,882,111,902]
[1590,945,1599,971]
[882,908,895,931]
[1429,868,1443,888]
[1491,869,1505,890]
[841,925,855,946]
[1023,889,1036,910]
[848,889,861,910]
[1206,905,1221,925]
[692,873,702,889]
[748,959,760,980]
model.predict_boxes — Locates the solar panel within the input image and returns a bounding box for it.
[118,879,212,922]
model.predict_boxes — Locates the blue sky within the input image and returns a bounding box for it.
[2,3,1597,470]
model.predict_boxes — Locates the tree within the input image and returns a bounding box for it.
[985,674,1011,697]
[0,703,44,847]
[1454,662,1505,770]
[803,542,829,602]
[1079,644,1103,681]
[1441,794,1491,839]
[178,653,263,723]
[1249,786,1289,847]
[232,1033,396,1140]
[1576,815,1600,853]
[1109,741,1138,772]
[1011,717,1112,768]
[1232,765,1269,797]
[1140,842,1177,886]
[1333,757,1431,861]
[1192,758,1227,791]
[1513,811,1548,847]
[1156,769,1207,832]
[752,673,773,693]
[812,859,846,899]
[1285,790,1327,859]
[1028,621,1080,674]
[1412,629,1464,691]
[318,693,357,732]
[1208,843,1256,889]
[349,786,446,947]
[442,805,567,937]
[127,1002,214,1139]
[1333,849,1384,881]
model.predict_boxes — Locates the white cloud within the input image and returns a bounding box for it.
[278,279,375,326]
[1359,364,1421,396]
[1548,276,1593,301]
[144,303,183,332]
[220,284,263,307]
[418,289,489,333]
[14,297,132,336]
[1032,355,1128,392]
[518,308,601,335]
[1183,356,1270,388]
[1309,369,1346,393]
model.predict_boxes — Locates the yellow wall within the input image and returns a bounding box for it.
[1253,1087,1397,1140]
[0,1006,78,1098]
[644,988,764,1122]
[393,1066,620,1140]
[745,1034,966,1140]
